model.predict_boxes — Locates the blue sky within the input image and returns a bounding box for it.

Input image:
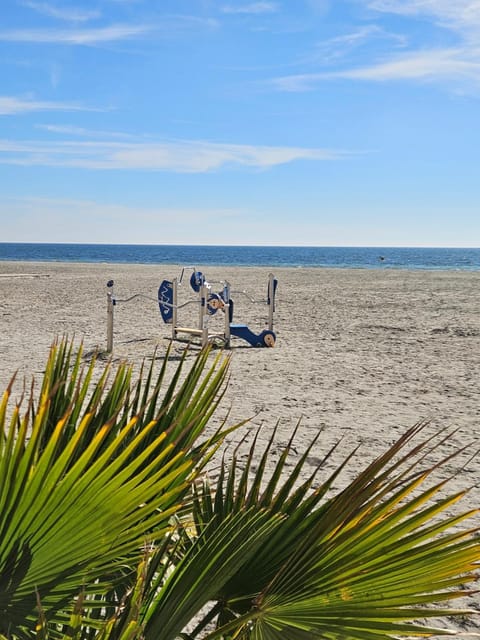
[0,0,479,246]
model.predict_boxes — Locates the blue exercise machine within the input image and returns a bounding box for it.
[158,268,277,348]
[105,270,277,352]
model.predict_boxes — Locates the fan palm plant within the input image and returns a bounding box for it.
[0,338,233,636]
[0,339,479,639]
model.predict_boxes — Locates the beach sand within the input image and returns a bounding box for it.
[1,260,479,631]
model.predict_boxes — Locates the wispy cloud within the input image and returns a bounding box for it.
[0,95,104,115]
[334,48,480,82]
[367,0,480,36]
[0,15,219,45]
[268,0,480,92]
[22,1,101,23]
[305,25,407,66]
[0,24,151,45]
[0,137,351,172]
[36,124,135,138]
[270,47,480,91]
[221,2,279,15]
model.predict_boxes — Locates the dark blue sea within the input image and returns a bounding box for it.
[0,243,479,270]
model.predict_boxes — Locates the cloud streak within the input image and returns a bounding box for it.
[335,48,480,82]
[36,124,135,138]
[0,137,351,172]
[270,47,480,91]
[367,1,480,36]
[22,1,101,22]
[0,14,218,46]
[0,95,104,115]
[265,1,480,93]
[0,24,152,45]
[303,25,407,66]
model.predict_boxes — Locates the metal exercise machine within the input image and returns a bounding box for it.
[106,269,277,352]
[158,268,277,348]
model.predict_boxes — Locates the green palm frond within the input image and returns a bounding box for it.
[194,423,480,640]
[0,338,232,636]
[141,509,284,640]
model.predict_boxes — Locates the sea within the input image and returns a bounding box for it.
[0,243,479,271]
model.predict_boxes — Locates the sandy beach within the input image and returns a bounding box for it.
[1,260,479,630]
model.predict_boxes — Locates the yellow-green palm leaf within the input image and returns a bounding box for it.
[0,339,231,635]
[187,424,480,639]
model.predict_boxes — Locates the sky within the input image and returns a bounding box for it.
[0,0,479,247]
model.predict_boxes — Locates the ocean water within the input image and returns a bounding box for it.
[0,243,479,270]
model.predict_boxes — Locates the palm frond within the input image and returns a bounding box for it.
[183,423,480,640]
[0,338,232,635]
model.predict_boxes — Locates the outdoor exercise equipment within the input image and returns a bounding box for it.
[158,268,277,348]
[106,269,277,352]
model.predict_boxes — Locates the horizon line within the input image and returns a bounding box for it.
[1,241,479,250]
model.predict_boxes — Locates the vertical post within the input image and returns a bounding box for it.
[198,282,205,331]
[106,280,115,353]
[223,281,231,348]
[172,278,178,341]
[267,273,276,331]
[200,283,208,347]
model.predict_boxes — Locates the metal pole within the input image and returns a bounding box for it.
[172,278,178,341]
[106,280,114,352]
[267,273,275,331]
[223,281,231,348]
[200,283,208,347]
